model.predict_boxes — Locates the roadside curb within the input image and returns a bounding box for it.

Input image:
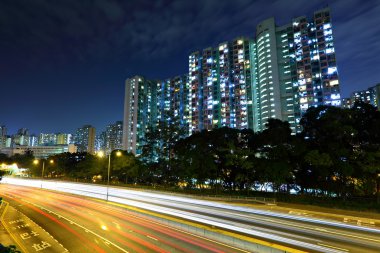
[0,201,29,253]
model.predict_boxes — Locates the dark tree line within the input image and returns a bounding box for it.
[140,102,380,202]
[2,102,380,202]
[0,151,143,184]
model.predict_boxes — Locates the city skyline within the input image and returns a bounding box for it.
[2,0,380,134]
[123,7,343,154]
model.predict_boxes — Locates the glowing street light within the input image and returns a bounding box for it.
[33,159,54,178]
[97,150,122,201]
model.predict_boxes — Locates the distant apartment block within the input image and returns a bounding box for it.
[0,125,6,148]
[341,98,352,109]
[38,133,57,145]
[123,77,159,154]
[73,125,96,153]
[343,83,380,110]
[123,8,342,154]
[0,144,77,159]
[56,133,72,145]
[97,121,123,153]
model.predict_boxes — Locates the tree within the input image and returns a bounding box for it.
[0,170,6,181]
[75,153,104,180]
[173,130,217,188]
[251,119,294,193]
[0,244,21,253]
[351,101,380,145]
[355,149,380,203]
[300,106,357,197]
[210,127,253,191]
[111,151,142,184]
[0,153,10,163]
[141,112,186,186]
[10,152,35,170]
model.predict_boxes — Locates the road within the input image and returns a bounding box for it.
[2,178,380,253]
[0,184,249,253]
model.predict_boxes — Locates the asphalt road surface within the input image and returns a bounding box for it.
[2,178,380,253]
[0,184,249,253]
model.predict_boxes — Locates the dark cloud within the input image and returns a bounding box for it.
[1,0,379,134]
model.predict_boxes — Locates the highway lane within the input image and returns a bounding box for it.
[1,202,70,253]
[109,190,380,250]
[3,178,380,253]
[107,192,380,253]
[0,184,250,253]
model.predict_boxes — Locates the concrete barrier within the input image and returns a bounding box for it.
[126,206,289,253]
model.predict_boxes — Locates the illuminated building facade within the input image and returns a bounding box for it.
[123,76,159,154]
[73,125,95,153]
[123,8,341,154]
[0,125,6,148]
[189,51,203,133]
[189,38,255,133]
[38,133,57,145]
[255,7,340,132]
[123,75,190,154]
[98,121,123,154]
[341,98,352,109]
[56,133,71,145]
[0,144,77,159]
[158,76,190,134]
[344,83,380,110]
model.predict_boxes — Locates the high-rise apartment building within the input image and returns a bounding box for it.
[123,75,190,154]
[56,133,72,145]
[123,7,341,154]
[0,125,7,148]
[123,77,159,154]
[74,125,95,153]
[254,8,340,132]
[28,134,38,146]
[343,83,380,110]
[99,121,123,153]
[158,76,190,134]
[95,132,105,152]
[38,133,57,145]
[12,128,30,146]
[341,98,352,109]
[189,38,255,133]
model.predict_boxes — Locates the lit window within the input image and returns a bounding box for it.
[327,67,337,75]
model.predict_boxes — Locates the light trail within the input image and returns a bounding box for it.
[3,184,244,253]
[6,194,109,253]
[3,177,379,253]
[4,177,379,235]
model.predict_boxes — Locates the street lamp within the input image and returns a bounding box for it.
[34,159,53,189]
[97,150,122,201]
[34,159,54,178]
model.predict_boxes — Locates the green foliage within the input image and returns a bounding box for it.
[140,112,187,185]
[299,102,380,199]
[6,102,377,205]
[135,103,380,203]
[111,151,142,184]
[10,152,35,169]
[0,170,5,181]
[305,150,333,168]
[0,245,21,253]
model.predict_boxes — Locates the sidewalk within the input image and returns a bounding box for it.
[0,201,68,253]
[0,201,17,250]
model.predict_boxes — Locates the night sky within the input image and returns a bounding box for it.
[1,0,380,135]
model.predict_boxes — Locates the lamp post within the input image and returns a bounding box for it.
[377,173,380,204]
[97,150,122,201]
[33,159,54,178]
[34,159,54,188]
